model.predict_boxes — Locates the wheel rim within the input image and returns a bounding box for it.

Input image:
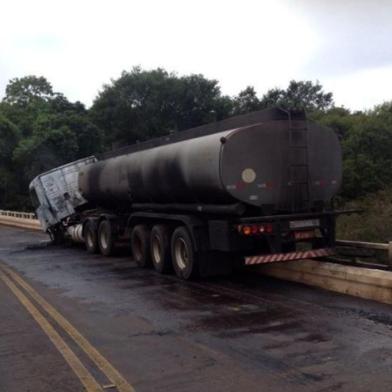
[101,228,108,250]
[133,235,143,261]
[152,234,162,264]
[174,237,189,270]
[87,231,94,248]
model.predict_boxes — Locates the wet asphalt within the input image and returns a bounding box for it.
[0,225,392,392]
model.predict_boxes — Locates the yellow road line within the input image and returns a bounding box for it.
[0,270,104,392]
[0,264,135,392]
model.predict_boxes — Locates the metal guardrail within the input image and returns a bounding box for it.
[0,210,36,220]
[336,239,392,264]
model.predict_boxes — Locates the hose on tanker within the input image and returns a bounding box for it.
[131,203,247,216]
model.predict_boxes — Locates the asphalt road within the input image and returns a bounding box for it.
[0,225,392,392]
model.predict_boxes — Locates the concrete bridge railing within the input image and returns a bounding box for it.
[0,210,41,230]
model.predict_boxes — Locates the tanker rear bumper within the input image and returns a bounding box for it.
[245,247,334,266]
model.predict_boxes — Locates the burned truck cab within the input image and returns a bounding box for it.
[29,156,97,238]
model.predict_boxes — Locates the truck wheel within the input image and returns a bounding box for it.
[49,225,65,245]
[131,225,152,268]
[98,220,116,256]
[150,225,172,274]
[85,221,98,254]
[171,226,199,280]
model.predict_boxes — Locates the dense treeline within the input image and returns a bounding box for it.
[0,67,391,228]
[0,76,102,209]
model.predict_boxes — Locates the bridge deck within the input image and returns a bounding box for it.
[0,225,391,392]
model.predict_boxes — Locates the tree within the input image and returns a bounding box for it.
[3,76,55,106]
[170,74,232,131]
[260,80,334,112]
[1,76,58,137]
[231,86,261,115]
[0,75,104,210]
[1,75,103,169]
[90,67,232,147]
[312,107,357,140]
[0,114,20,164]
[341,102,392,198]
[1,70,390,212]
[13,110,103,186]
[0,115,22,208]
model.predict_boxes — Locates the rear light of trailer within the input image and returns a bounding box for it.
[237,223,273,236]
[241,225,252,235]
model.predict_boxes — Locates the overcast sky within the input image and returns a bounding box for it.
[1,0,392,110]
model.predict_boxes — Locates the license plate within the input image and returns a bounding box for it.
[294,230,315,240]
[289,219,320,229]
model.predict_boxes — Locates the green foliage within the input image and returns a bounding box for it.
[14,111,102,177]
[0,76,56,138]
[337,187,392,242]
[230,81,334,116]
[232,86,262,115]
[0,76,103,210]
[0,114,20,163]
[0,69,391,229]
[3,75,55,106]
[311,107,356,139]
[91,67,232,147]
[339,103,392,198]
[91,73,333,150]
[0,166,24,210]
[260,80,334,112]
[0,115,22,208]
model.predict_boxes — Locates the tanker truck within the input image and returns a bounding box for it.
[29,108,344,280]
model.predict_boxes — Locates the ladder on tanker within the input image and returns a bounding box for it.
[287,113,311,211]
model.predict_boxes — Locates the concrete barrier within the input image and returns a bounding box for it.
[0,210,41,231]
[257,259,392,305]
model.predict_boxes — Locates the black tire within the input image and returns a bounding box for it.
[131,225,152,268]
[84,221,99,254]
[150,225,172,274]
[98,220,116,256]
[48,225,65,245]
[171,226,199,280]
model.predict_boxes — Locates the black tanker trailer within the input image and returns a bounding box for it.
[29,108,346,279]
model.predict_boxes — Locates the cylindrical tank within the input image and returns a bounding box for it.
[78,120,342,212]
[66,224,84,243]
